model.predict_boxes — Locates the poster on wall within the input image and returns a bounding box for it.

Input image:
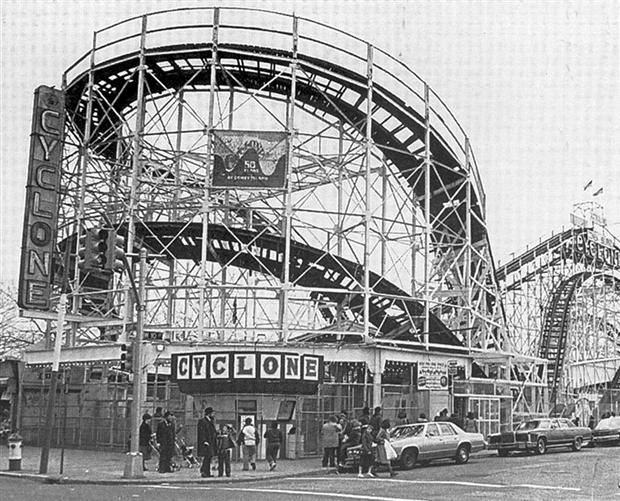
[417,361,449,390]
[212,130,288,189]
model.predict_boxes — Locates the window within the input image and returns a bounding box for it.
[438,423,455,435]
[426,423,439,437]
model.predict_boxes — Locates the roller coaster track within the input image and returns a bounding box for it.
[131,221,462,349]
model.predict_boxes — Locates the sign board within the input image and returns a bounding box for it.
[212,130,287,189]
[171,351,323,395]
[417,361,449,390]
[18,86,65,310]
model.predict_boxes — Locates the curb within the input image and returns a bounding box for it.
[0,467,327,486]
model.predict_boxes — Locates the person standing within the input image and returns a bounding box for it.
[321,415,341,468]
[358,423,376,478]
[369,407,383,436]
[375,419,397,477]
[197,407,217,477]
[240,417,259,471]
[339,419,361,466]
[216,424,236,477]
[463,412,478,433]
[139,413,152,471]
[156,411,176,473]
[264,421,283,471]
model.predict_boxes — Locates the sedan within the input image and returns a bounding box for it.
[592,416,620,446]
[488,418,592,455]
[342,422,486,470]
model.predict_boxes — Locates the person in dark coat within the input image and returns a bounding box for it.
[358,423,376,477]
[264,421,283,471]
[139,413,152,470]
[216,424,237,477]
[339,419,361,466]
[369,407,383,437]
[197,407,217,477]
[156,411,176,473]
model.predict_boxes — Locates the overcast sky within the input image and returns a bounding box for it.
[1,0,618,284]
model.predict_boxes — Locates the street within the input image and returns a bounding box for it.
[2,447,619,500]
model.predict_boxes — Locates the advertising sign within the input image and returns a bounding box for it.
[212,130,287,189]
[172,351,323,395]
[417,361,449,390]
[18,86,65,310]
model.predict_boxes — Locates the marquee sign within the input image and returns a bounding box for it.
[212,131,287,189]
[18,86,65,310]
[568,232,620,269]
[172,351,324,395]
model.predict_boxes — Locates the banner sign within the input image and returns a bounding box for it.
[18,86,65,310]
[172,351,323,395]
[417,361,449,390]
[568,232,620,269]
[212,130,287,189]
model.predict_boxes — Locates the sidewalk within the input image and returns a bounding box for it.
[0,446,325,485]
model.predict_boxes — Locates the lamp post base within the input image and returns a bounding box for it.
[123,452,144,478]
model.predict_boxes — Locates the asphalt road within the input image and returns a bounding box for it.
[2,446,619,500]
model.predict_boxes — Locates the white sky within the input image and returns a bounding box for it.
[1,0,619,283]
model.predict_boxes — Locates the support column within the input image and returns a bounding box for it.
[372,349,383,409]
[423,84,431,350]
[465,138,472,350]
[336,120,344,332]
[363,44,374,341]
[199,7,219,339]
[281,15,298,343]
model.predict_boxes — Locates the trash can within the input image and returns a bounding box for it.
[8,432,23,471]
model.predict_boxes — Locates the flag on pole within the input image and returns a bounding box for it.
[583,180,593,191]
[593,187,603,196]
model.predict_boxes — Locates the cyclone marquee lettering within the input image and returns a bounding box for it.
[571,233,620,269]
[18,86,65,310]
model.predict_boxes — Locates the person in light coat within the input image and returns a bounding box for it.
[320,415,341,468]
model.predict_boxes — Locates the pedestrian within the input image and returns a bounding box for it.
[588,415,595,430]
[321,415,341,468]
[369,407,382,436]
[339,419,361,466]
[151,407,164,435]
[139,413,152,471]
[264,421,283,471]
[197,407,217,477]
[156,411,176,473]
[395,409,409,426]
[216,424,236,477]
[375,419,397,477]
[417,413,428,423]
[434,408,448,422]
[239,417,259,471]
[359,406,371,425]
[358,422,376,478]
[463,412,478,433]
[449,413,463,429]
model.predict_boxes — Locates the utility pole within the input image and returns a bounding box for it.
[39,293,67,474]
[123,248,147,478]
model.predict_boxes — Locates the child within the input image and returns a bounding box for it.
[216,424,237,477]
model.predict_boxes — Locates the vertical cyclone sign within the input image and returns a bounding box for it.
[18,86,65,310]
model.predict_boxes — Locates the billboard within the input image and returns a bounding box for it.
[417,361,449,390]
[171,351,324,395]
[212,130,287,189]
[18,86,65,310]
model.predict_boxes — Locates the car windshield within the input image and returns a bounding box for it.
[596,417,620,430]
[391,425,425,439]
[516,420,542,430]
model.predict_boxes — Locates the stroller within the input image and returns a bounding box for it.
[175,435,199,468]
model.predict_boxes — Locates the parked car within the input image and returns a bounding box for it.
[340,422,485,471]
[488,418,592,455]
[592,416,620,446]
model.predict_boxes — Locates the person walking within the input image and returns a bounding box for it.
[216,424,236,477]
[375,419,397,477]
[321,415,341,469]
[463,412,478,433]
[240,417,259,471]
[197,407,217,477]
[264,421,283,471]
[139,413,152,471]
[156,411,176,473]
[358,422,376,478]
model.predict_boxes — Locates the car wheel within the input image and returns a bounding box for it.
[455,445,470,464]
[535,437,547,455]
[400,449,418,470]
[571,437,583,451]
[498,449,509,457]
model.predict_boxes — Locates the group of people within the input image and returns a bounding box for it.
[138,406,284,477]
[321,406,397,478]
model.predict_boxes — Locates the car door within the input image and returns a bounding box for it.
[422,423,442,459]
[437,422,460,458]
[548,419,564,445]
